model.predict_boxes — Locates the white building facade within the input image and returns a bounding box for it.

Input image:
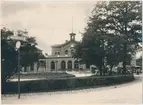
[37,32,88,72]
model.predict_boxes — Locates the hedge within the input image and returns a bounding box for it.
[10,72,75,79]
[2,75,134,94]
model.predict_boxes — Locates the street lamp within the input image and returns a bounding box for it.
[16,41,21,99]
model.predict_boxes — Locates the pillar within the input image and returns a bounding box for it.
[65,61,68,70]
[46,59,48,72]
[58,61,61,71]
[48,60,51,72]
[56,61,60,71]
[34,63,37,72]
[55,61,58,72]
[72,60,74,70]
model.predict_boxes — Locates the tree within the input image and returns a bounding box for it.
[1,27,45,85]
[106,1,142,73]
[73,1,142,75]
[73,1,118,76]
[106,37,124,72]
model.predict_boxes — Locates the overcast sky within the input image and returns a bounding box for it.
[1,1,96,54]
[1,0,142,59]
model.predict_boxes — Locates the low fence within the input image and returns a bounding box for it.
[2,75,134,94]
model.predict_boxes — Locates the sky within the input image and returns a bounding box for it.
[1,1,96,54]
[1,0,142,59]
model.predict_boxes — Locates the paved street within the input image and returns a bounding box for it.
[2,75,142,105]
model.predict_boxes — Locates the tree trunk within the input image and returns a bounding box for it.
[102,63,104,76]
[99,66,103,76]
[123,43,127,74]
[100,70,102,76]
[123,4,128,75]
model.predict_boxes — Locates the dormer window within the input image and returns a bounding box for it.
[55,52,60,55]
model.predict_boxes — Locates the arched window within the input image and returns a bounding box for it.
[74,60,79,69]
[65,50,68,55]
[57,52,60,55]
[71,49,74,55]
[68,60,72,70]
[55,52,57,55]
[61,61,66,70]
[51,61,55,70]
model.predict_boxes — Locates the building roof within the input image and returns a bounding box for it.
[51,40,78,48]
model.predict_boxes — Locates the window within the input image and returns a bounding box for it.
[61,61,66,70]
[68,60,72,70]
[39,61,45,68]
[71,49,74,55]
[55,52,57,55]
[57,52,60,55]
[51,61,55,70]
[65,50,68,55]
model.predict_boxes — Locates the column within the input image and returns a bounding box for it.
[45,59,48,72]
[34,63,37,72]
[72,60,74,71]
[56,61,59,71]
[55,61,58,72]
[58,60,61,71]
[65,61,68,70]
[48,60,51,72]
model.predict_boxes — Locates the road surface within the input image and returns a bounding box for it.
[2,75,142,105]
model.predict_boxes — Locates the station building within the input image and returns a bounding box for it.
[36,32,88,72]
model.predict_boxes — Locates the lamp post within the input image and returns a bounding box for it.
[16,41,21,99]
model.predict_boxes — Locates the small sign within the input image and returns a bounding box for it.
[16,41,21,49]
